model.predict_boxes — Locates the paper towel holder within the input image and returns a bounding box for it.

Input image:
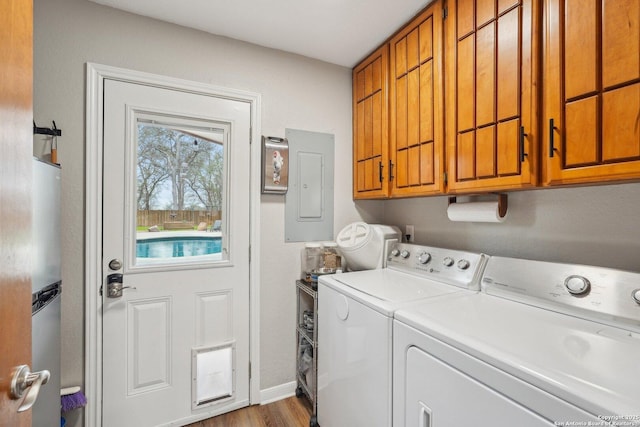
[448,193,508,218]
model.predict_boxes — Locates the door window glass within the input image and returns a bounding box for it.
[133,116,228,267]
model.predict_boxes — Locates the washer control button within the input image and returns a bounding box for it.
[457,259,470,270]
[390,249,400,257]
[564,275,591,296]
[632,289,640,305]
[443,257,454,267]
[417,252,431,265]
[400,250,410,259]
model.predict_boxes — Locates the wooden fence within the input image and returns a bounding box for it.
[137,210,221,228]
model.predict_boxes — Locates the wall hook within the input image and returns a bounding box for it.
[33,120,62,137]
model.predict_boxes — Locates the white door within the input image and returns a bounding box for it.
[102,79,251,426]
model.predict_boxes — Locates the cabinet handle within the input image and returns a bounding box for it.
[519,126,528,163]
[378,161,384,183]
[549,118,555,158]
[389,160,394,182]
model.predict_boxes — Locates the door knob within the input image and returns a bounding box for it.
[10,365,50,412]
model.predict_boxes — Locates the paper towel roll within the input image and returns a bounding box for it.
[447,201,506,223]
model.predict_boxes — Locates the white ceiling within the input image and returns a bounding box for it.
[87,0,432,67]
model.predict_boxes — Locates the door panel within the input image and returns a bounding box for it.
[543,0,640,184]
[447,0,537,192]
[565,97,598,167]
[477,0,496,26]
[396,75,408,150]
[419,18,433,62]
[407,28,420,70]
[497,7,520,120]
[407,69,420,147]
[420,143,435,185]
[102,79,250,426]
[602,0,639,88]
[0,0,33,424]
[564,0,597,100]
[389,1,444,196]
[476,23,496,127]
[372,92,383,157]
[476,126,496,178]
[353,46,389,199]
[457,36,476,132]
[602,84,640,161]
[403,347,556,427]
[497,119,520,175]
[457,132,476,180]
[420,62,434,143]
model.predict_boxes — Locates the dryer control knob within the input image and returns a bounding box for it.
[632,289,640,305]
[417,252,431,264]
[390,249,400,257]
[457,259,470,270]
[400,250,410,259]
[564,275,591,296]
[443,257,454,267]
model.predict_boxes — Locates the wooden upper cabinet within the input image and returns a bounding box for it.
[389,0,445,197]
[543,0,640,185]
[445,0,540,193]
[353,45,390,199]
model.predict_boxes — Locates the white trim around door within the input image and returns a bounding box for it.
[85,63,262,426]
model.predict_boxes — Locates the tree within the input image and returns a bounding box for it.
[186,143,223,211]
[136,124,224,212]
[137,126,170,210]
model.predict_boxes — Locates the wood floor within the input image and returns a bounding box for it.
[185,396,313,427]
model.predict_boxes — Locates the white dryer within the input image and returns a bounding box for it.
[393,256,640,426]
[317,243,487,427]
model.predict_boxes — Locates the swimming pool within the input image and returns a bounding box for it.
[136,236,222,259]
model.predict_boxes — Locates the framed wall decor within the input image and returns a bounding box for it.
[261,136,289,194]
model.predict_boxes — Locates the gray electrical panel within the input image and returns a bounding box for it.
[284,129,335,242]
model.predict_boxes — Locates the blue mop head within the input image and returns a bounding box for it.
[60,387,87,413]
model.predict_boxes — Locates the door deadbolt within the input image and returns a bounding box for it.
[108,259,123,270]
[106,273,136,298]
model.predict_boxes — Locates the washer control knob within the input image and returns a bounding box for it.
[632,289,640,305]
[390,249,400,257]
[400,250,410,259]
[417,252,431,265]
[443,257,455,267]
[564,275,591,296]
[457,259,470,270]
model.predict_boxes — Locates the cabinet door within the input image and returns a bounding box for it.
[353,45,390,199]
[543,0,640,185]
[390,0,445,197]
[445,0,539,193]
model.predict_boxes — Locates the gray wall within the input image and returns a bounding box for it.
[33,0,382,424]
[36,1,640,425]
[383,183,640,271]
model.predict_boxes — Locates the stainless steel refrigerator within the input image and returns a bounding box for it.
[32,157,61,426]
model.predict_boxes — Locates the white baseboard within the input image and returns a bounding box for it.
[260,381,297,405]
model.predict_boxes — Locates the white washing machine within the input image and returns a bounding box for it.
[318,243,487,427]
[393,256,640,427]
